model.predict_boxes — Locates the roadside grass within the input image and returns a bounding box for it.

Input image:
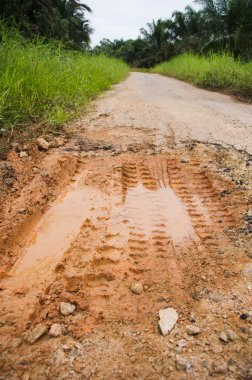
[152,53,252,102]
[0,21,129,140]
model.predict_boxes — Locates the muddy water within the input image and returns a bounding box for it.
[10,178,105,280]
[9,162,198,287]
[116,184,196,244]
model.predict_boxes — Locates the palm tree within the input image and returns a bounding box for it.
[140,19,174,63]
[0,0,93,49]
[195,0,252,58]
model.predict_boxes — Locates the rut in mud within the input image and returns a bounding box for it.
[0,73,252,380]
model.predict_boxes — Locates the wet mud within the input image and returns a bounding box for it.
[0,74,251,380]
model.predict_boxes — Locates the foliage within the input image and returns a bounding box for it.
[0,0,93,49]
[0,22,129,133]
[152,53,252,101]
[93,0,252,67]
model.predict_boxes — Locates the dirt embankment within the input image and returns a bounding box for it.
[0,73,251,380]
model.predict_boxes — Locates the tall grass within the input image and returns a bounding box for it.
[0,21,129,134]
[152,53,252,101]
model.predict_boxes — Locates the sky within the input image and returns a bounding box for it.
[88,0,197,46]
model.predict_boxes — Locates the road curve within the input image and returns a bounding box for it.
[102,72,252,154]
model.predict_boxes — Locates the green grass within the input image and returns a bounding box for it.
[152,53,252,101]
[0,21,129,135]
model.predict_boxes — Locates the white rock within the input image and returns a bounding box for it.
[19,151,28,158]
[180,157,189,164]
[60,302,76,316]
[49,323,63,337]
[130,282,144,295]
[176,339,187,349]
[226,329,237,341]
[220,331,229,343]
[186,325,201,336]
[176,355,192,371]
[37,137,50,150]
[158,307,178,336]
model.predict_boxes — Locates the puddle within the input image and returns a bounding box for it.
[113,183,196,244]
[10,178,106,278]
[8,161,198,285]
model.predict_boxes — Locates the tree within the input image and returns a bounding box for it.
[140,19,174,64]
[195,0,252,58]
[0,0,93,49]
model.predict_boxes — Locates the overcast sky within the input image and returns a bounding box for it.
[88,0,197,46]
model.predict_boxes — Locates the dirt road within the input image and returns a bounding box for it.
[0,73,251,380]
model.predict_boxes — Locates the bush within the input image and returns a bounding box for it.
[152,53,252,101]
[0,21,129,133]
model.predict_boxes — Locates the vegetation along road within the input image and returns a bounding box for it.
[0,72,252,379]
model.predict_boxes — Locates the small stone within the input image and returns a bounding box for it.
[226,329,237,341]
[60,302,76,316]
[209,292,224,303]
[186,325,201,336]
[130,282,143,295]
[50,137,65,148]
[19,151,28,158]
[189,312,196,323]
[180,157,189,164]
[220,331,229,343]
[213,361,228,374]
[37,137,50,150]
[243,263,252,280]
[209,334,223,354]
[26,323,47,344]
[176,355,192,371]
[176,339,187,349]
[49,323,63,337]
[158,307,178,336]
[12,337,22,348]
[12,142,21,152]
[240,313,249,320]
[229,365,237,373]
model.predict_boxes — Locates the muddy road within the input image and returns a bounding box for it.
[0,73,252,380]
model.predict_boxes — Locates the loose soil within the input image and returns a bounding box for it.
[0,73,251,380]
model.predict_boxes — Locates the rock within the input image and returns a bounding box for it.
[220,331,229,343]
[11,142,21,152]
[158,307,178,336]
[186,325,201,336]
[209,334,223,354]
[176,339,187,349]
[12,337,22,348]
[180,157,189,164]
[240,313,249,320]
[130,282,144,295]
[226,329,237,341]
[19,151,28,158]
[49,137,65,148]
[37,137,50,150]
[49,323,63,337]
[176,356,192,371]
[60,302,76,316]
[26,323,47,344]
[209,292,224,303]
[243,263,252,280]
[213,361,228,374]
